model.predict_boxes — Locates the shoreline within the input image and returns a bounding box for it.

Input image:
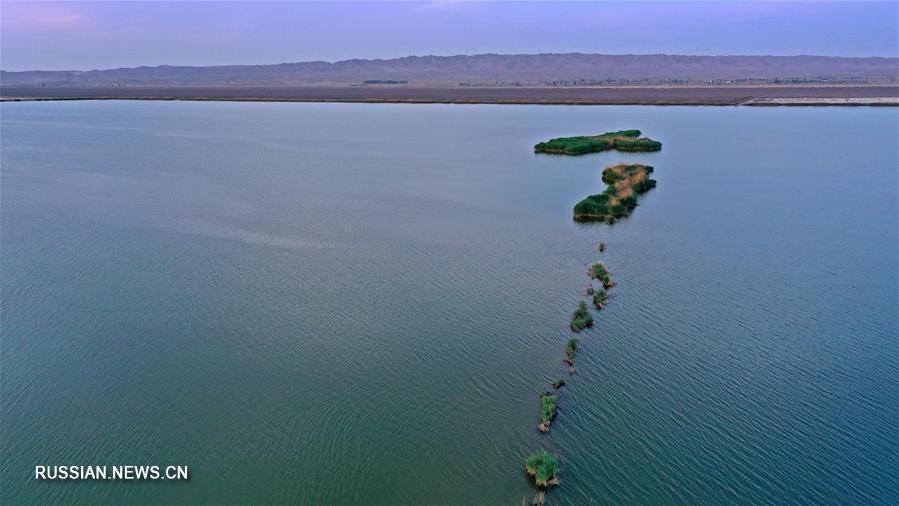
[2,85,896,106]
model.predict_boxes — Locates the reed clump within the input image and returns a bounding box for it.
[592,288,607,309]
[565,338,578,364]
[539,394,559,432]
[588,262,616,289]
[525,450,560,487]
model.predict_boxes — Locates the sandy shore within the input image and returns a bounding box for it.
[743,96,899,106]
[1,85,897,106]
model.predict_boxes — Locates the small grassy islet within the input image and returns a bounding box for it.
[525,450,560,487]
[588,262,616,289]
[570,301,594,332]
[539,394,559,432]
[535,129,661,156]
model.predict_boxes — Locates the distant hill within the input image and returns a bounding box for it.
[2,53,897,88]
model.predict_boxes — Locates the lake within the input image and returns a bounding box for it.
[2,101,896,505]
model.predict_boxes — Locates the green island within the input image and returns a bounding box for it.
[574,163,657,223]
[553,378,565,389]
[570,301,594,332]
[534,129,661,155]
[539,393,559,432]
[587,262,616,288]
[525,451,561,487]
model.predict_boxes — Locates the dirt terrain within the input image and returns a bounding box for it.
[2,85,897,105]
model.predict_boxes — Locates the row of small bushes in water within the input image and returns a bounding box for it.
[570,263,615,330]
[527,254,616,491]
[534,129,661,155]
[527,131,660,498]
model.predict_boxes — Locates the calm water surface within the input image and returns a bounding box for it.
[2,102,896,505]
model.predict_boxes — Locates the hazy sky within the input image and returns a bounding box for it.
[1,1,897,71]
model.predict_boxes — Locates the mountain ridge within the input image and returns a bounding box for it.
[3,53,897,87]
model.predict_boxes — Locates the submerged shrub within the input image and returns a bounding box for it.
[565,338,578,360]
[593,289,607,309]
[570,301,594,332]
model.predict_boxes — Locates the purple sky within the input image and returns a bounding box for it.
[1,1,897,71]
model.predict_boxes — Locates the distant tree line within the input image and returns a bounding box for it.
[456,75,894,87]
[361,79,408,85]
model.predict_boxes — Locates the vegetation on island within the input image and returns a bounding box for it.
[535,129,661,155]
[614,136,664,152]
[553,378,565,389]
[539,394,559,432]
[525,450,560,487]
[574,163,657,222]
[588,262,607,278]
[570,301,594,332]
[588,262,616,289]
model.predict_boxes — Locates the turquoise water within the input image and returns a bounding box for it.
[1,102,896,505]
